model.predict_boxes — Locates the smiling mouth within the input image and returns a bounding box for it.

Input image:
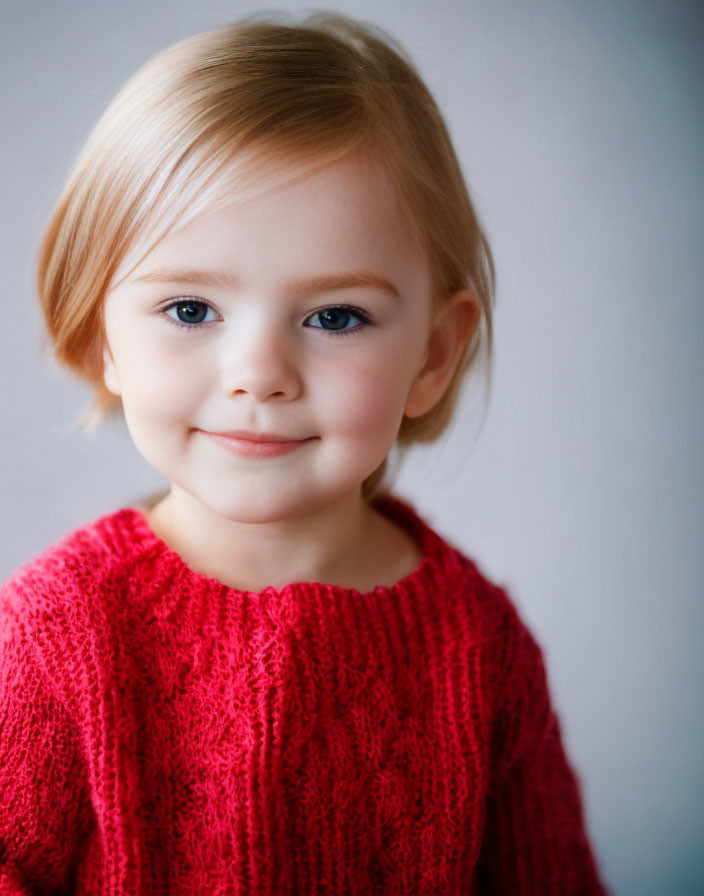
[199,429,316,458]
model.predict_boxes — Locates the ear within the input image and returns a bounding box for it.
[102,344,122,397]
[404,289,480,419]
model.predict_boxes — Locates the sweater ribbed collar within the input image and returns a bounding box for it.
[108,492,455,602]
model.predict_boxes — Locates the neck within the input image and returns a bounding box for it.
[145,485,399,592]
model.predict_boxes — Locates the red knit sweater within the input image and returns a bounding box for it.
[0,494,607,895]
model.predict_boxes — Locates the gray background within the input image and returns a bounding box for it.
[2,0,702,893]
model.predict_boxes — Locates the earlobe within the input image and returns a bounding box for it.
[102,345,121,396]
[404,289,480,419]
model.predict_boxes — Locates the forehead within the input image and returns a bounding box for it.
[119,151,430,293]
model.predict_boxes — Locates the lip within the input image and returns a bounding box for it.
[199,429,316,458]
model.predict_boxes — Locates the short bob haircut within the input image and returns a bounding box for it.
[37,11,495,498]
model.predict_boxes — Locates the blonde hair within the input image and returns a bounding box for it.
[37,11,494,497]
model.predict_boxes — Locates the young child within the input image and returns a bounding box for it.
[0,12,608,895]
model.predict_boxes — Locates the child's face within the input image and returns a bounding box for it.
[102,152,438,525]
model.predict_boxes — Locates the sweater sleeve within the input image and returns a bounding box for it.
[475,604,609,895]
[0,579,92,895]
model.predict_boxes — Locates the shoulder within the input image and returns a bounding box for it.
[2,507,142,588]
[377,491,533,647]
[377,493,514,602]
[0,507,154,709]
[0,507,146,645]
[378,494,550,724]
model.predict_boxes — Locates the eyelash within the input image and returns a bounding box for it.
[306,304,373,336]
[158,300,219,331]
[158,300,374,336]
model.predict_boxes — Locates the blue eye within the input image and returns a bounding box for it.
[305,305,371,334]
[162,300,218,328]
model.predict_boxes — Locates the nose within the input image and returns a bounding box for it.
[219,316,303,402]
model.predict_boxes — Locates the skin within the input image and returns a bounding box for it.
[102,151,478,592]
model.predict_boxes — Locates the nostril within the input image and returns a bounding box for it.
[220,356,302,401]
[227,387,292,400]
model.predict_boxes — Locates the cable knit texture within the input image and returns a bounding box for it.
[0,494,608,895]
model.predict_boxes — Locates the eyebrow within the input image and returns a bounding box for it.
[133,268,401,299]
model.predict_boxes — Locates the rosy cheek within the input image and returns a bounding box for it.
[122,345,208,424]
[322,351,410,438]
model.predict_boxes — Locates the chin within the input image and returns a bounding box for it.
[202,481,364,526]
[200,490,321,525]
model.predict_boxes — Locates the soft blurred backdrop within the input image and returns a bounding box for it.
[2,1,702,892]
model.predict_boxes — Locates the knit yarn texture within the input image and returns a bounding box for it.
[0,494,608,894]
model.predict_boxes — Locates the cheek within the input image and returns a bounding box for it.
[117,342,210,427]
[317,345,417,441]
